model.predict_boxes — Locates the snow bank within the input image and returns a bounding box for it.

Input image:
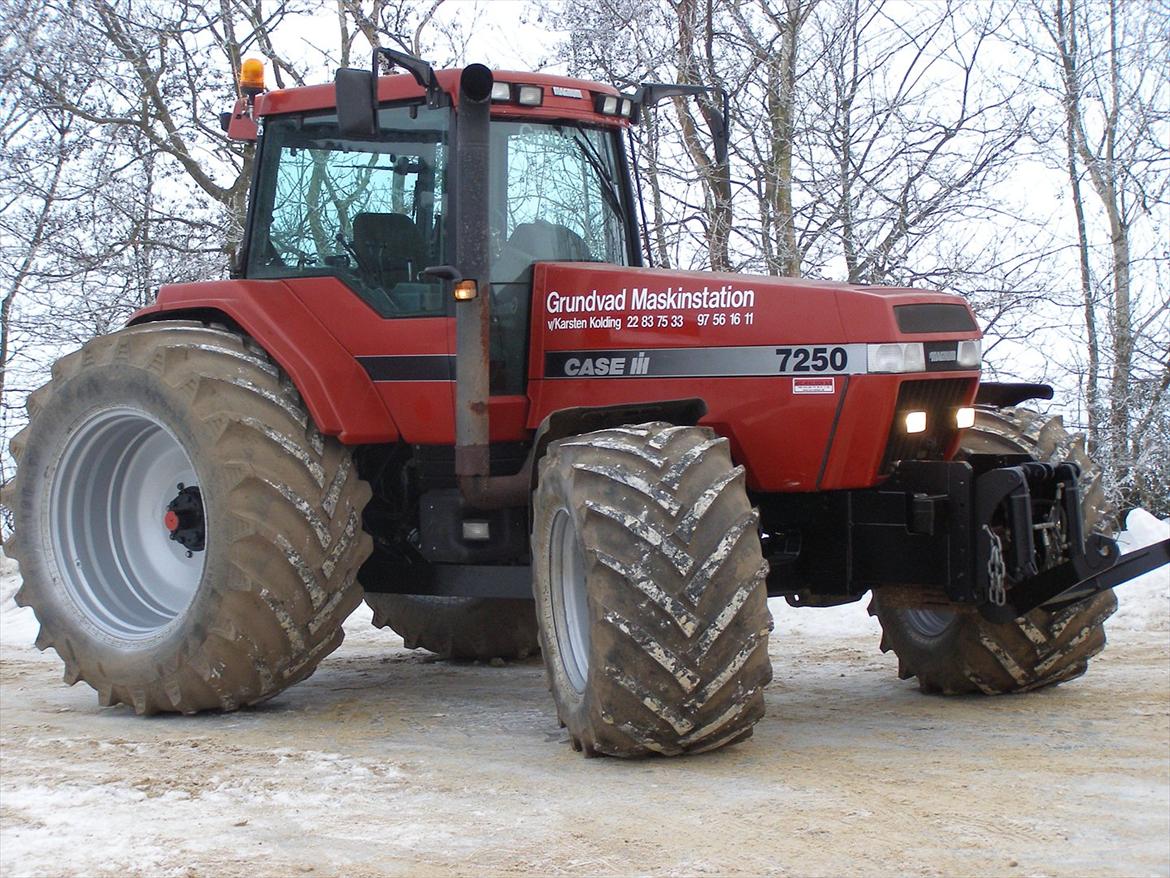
[0,547,39,649]
[1109,508,1170,631]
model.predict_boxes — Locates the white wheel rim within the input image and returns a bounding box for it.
[904,607,955,638]
[549,509,590,692]
[49,407,206,640]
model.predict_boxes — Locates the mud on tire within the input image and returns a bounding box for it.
[870,406,1118,695]
[364,593,540,661]
[532,422,772,757]
[7,322,372,714]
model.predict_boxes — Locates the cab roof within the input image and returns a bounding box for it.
[255,68,627,128]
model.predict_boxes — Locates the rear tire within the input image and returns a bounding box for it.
[532,423,772,757]
[364,593,540,660]
[870,406,1117,694]
[7,323,372,714]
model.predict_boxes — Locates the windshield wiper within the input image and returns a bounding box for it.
[568,130,625,224]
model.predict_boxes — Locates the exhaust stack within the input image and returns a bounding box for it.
[452,64,528,509]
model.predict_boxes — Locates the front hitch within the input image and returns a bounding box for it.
[971,457,1166,622]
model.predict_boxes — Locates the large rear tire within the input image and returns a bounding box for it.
[532,423,772,757]
[7,323,372,714]
[364,593,540,660]
[870,406,1117,694]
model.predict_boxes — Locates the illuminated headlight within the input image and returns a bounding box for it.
[955,407,976,429]
[867,342,926,374]
[490,81,512,102]
[905,411,927,434]
[957,339,982,369]
[517,85,543,106]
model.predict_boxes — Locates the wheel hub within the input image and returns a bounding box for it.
[164,484,205,553]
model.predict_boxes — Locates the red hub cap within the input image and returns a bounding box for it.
[163,510,181,533]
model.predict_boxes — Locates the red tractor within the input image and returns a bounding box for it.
[9,52,1167,757]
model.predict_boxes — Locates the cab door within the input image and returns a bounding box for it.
[247,101,456,443]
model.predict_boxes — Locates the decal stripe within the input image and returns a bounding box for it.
[544,345,868,379]
[358,355,455,382]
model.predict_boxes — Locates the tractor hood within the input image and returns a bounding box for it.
[528,262,982,379]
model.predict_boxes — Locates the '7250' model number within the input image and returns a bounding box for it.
[775,345,854,374]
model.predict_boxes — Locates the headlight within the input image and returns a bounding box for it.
[955,407,976,429]
[867,342,926,374]
[905,411,928,434]
[957,339,981,369]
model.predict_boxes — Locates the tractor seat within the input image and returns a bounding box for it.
[493,220,592,283]
[351,212,427,289]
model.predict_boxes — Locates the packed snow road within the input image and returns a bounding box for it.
[2,513,1168,878]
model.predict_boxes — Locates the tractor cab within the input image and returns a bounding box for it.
[231,51,649,396]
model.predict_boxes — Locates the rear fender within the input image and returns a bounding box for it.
[131,280,398,444]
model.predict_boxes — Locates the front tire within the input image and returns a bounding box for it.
[8,323,372,714]
[870,406,1117,694]
[532,423,772,757]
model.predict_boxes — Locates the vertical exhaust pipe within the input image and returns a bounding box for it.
[453,64,493,490]
[452,65,528,509]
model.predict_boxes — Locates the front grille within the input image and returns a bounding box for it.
[880,378,975,472]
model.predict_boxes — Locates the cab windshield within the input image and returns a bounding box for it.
[489,120,630,281]
[488,120,632,393]
[247,104,448,317]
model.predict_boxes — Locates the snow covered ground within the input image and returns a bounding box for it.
[1,512,1167,877]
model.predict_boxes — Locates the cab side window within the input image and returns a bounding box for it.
[249,105,449,318]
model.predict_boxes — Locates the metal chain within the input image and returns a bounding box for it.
[984,525,1007,606]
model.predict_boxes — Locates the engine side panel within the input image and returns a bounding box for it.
[527,262,981,492]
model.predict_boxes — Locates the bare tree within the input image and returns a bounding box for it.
[728,0,817,276]
[1029,0,1170,513]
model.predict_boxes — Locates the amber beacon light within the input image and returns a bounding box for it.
[238,58,266,98]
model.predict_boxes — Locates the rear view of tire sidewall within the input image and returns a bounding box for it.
[17,360,235,684]
[532,463,594,732]
[364,593,540,660]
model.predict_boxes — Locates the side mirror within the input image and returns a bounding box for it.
[421,265,463,282]
[335,68,376,138]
